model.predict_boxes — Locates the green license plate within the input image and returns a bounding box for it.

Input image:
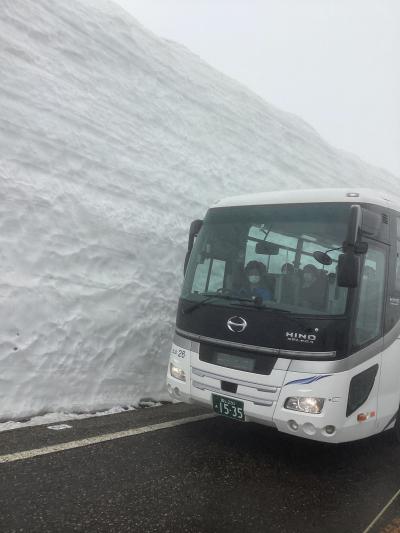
[212,394,245,421]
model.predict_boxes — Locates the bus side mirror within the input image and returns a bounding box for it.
[337,253,360,288]
[184,219,203,275]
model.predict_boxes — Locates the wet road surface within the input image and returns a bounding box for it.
[1,403,400,533]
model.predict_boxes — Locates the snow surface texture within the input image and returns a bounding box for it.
[0,0,398,421]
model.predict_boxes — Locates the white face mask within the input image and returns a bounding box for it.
[248,275,260,284]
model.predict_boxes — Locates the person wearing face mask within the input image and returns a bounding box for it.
[299,263,324,310]
[242,260,273,302]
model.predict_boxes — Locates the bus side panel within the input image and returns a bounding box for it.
[275,355,381,443]
[377,339,400,431]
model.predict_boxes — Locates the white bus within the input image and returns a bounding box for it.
[166,189,400,443]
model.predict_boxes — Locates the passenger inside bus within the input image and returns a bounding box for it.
[299,263,325,310]
[280,262,296,305]
[281,263,294,275]
[241,260,273,302]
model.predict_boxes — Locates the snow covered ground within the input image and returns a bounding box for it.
[0,0,398,423]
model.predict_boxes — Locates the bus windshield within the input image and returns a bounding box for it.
[182,203,351,316]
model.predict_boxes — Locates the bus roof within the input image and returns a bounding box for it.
[214,188,400,211]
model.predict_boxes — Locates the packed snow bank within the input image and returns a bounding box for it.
[0,400,165,433]
[0,405,135,433]
[0,0,398,421]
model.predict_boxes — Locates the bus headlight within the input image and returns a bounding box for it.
[170,363,186,382]
[284,397,325,414]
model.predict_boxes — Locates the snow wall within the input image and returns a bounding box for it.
[0,0,398,421]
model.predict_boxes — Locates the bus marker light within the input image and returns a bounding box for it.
[357,411,376,422]
[302,423,316,436]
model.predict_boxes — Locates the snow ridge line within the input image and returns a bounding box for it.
[0,413,215,464]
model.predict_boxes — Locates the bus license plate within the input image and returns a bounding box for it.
[212,394,244,421]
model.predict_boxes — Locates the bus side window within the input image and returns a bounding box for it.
[395,240,400,292]
[354,247,386,346]
[385,219,400,331]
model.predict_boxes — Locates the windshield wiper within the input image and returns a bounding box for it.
[182,293,262,314]
[256,305,311,331]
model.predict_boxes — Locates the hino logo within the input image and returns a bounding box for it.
[286,330,317,344]
[227,316,247,333]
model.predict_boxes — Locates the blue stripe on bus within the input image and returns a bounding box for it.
[284,375,332,386]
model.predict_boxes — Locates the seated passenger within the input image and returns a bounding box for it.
[281,263,295,275]
[299,263,325,310]
[241,260,273,302]
[280,262,296,304]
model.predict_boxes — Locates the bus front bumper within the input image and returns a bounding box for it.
[166,347,380,444]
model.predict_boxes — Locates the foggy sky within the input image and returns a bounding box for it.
[114,0,400,177]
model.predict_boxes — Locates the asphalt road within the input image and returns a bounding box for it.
[1,403,400,533]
